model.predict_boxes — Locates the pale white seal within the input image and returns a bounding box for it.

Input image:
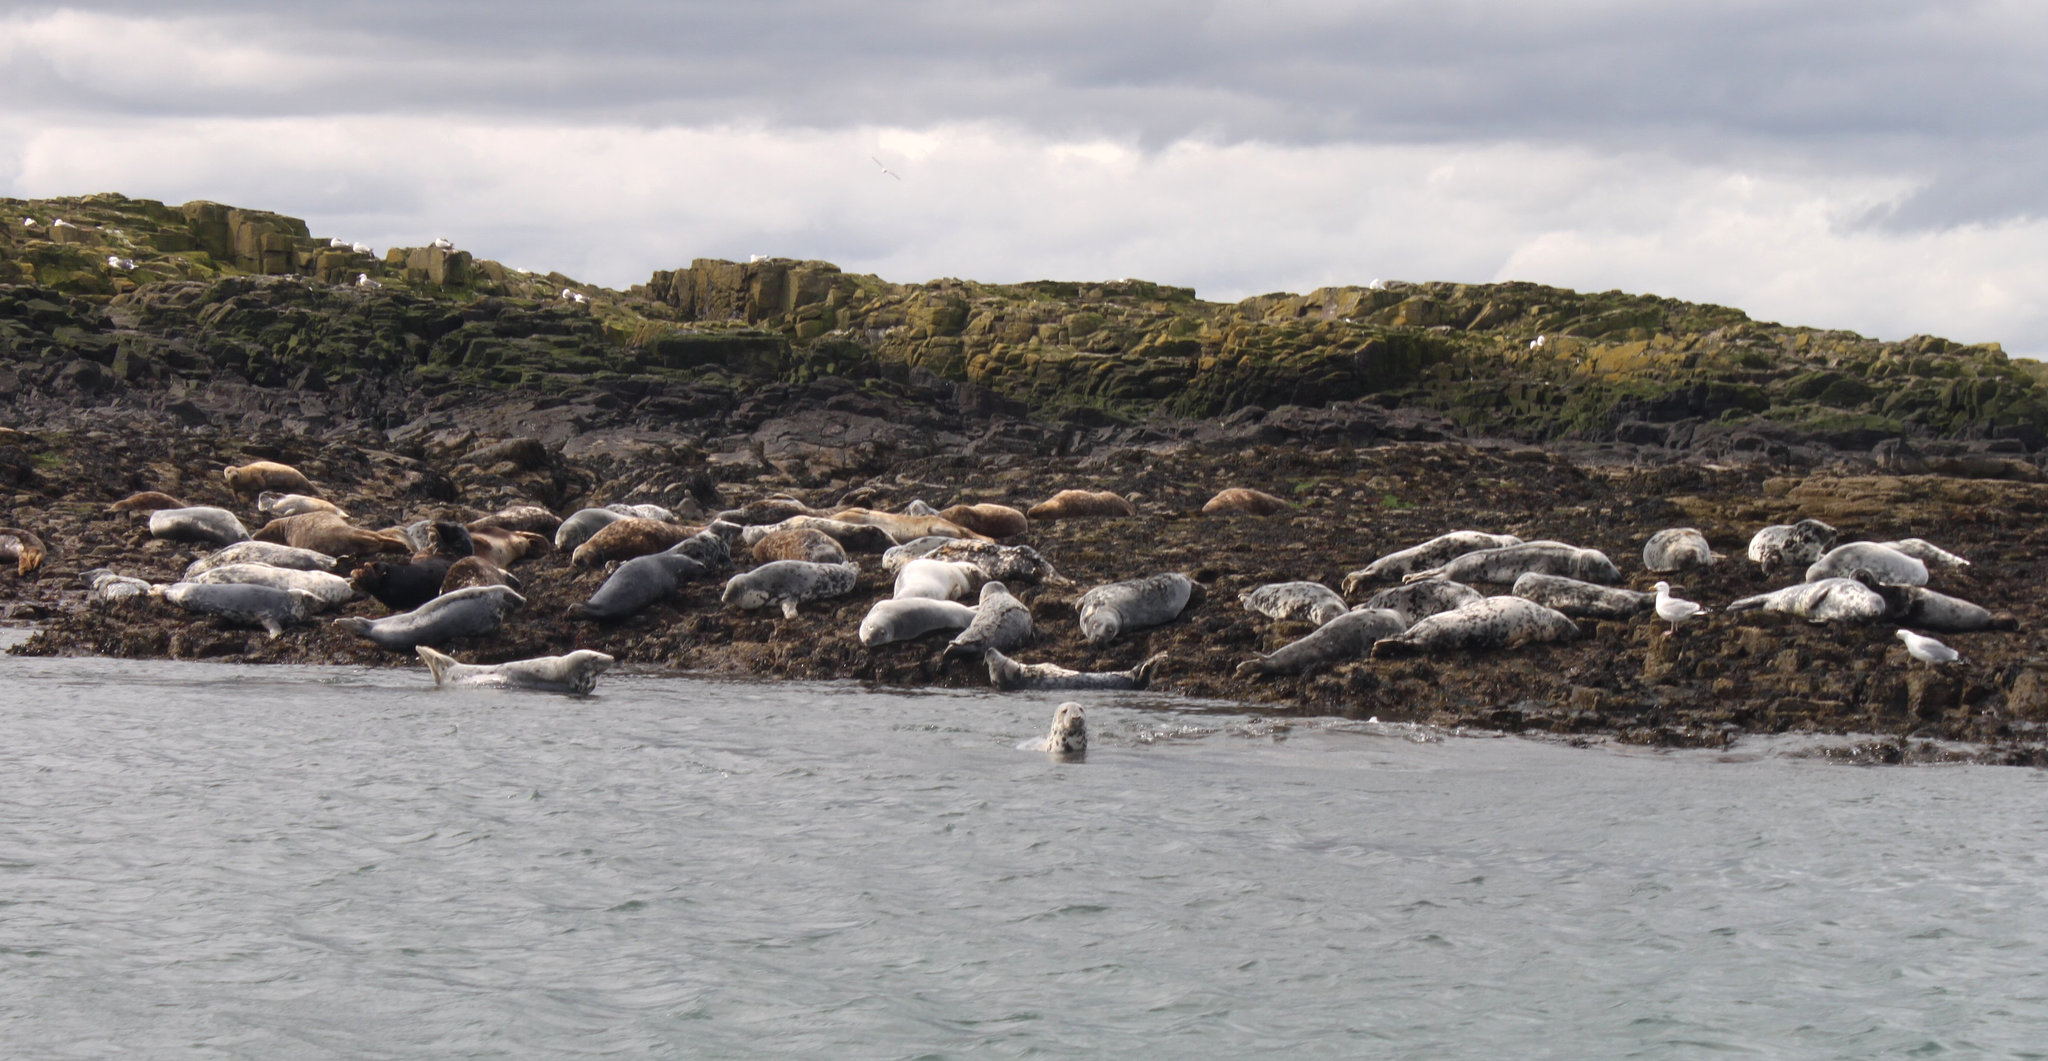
[984,648,1163,691]
[334,585,526,649]
[554,507,630,551]
[183,541,337,579]
[1642,528,1714,574]
[1727,578,1887,624]
[1371,597,1580,659]
[1804,543,1927,587]
[1236,608,1409,678]
[149,506,251,547]
[155,582,322,638]
[256,491,348,518]
[605,502,676,522]
[83,568,151,603]
[1077,573,1198,645]
[416,646,616,694]
[1238,582,1348,625]
[892,558,982,601]
[187,563,354,609]
[720,560,859,618]
[858,598,978,646]
[1342,531,1523,592]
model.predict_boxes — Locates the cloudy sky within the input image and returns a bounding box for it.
[4,1,2045,354]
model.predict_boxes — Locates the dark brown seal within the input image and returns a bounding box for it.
[441,556,522,594]
[1202,487,1289,516]
[752,527,852,565]
[1026,489,1134,520]
[108,490,191,514]
[938,503,1030,539]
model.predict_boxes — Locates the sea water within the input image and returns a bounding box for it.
[3,634,2045,1059]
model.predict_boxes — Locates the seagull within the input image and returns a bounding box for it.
[21,217,38,229]
[52,218,75,229]
[329,237,350,248]
[106,255,136,270]
[1529,335,1548,350]
[351,242,372,254]
[355,273,381,289]
[1653,580,1708,637]
[869,156,903,181]
[560,287,589,304]
[1896,629,1962,666]
[429,237,453,250]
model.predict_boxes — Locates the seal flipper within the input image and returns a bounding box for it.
[780,599,801,619]
[416,645,458,686]
[1129,652,1167,690]
[260,616,284,639]
[333,616,374,639]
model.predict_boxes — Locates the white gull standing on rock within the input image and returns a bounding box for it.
[1896,629,1962,666]
[1653,581,1707,636]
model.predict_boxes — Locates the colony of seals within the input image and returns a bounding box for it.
[983,647,1164,691]
[1342,531,1522,591]
[416,646,616,694]
[1076,573,1198,645]
[1238,582,1349,625]
[1235,607,1409,678]
[1370,597,1580,659]
[334,585,526,649]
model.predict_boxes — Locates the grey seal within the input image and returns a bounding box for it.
[1342,531,1522,592]
[1404,541,1621,586]
[881,536,955,574]
[1024,702,1087,757]
[1077,573,1199,645]
[553,507,631,551]
[156,582,322,637]
[1238,582,1348,625]
[942,581,1033,661]
[416,646,616,694]
[148,506,250,547]
[1727,577,1887,624]
[256,491,347,518]
[403,519,474,558]
[1804,542,1928,586]
[606,502,675,522]
[1370,597,1581,659]
[924,540,1073,587]
[184,541,337,579]
[984,647,1164,691]
[1869,583,2015,632]
[1359,579,1484,626]
[1236,607,1409,678]
[83,568,151,603]
[720,560,859,618]
[892,558,983,601]
[333,584,527,649]
[858,598,979,646]
[1642,528,1714,574]
[1746,519,1837,575]
[187,563,355,609]
[740,516,897,554]
[1875,538,1970,570]
[569,530,730,621]
[1510,572,1652,620]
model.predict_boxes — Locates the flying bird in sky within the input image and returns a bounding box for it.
[870,156,902,181]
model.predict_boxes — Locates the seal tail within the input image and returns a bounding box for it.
[416,645,457,685]
[333,616,374,639]
[1130,652,1167,690]
[1369,637,1418,660]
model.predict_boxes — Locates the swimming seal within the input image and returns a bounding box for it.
[256,492,347,519]
[1342,531,1523,592]
[1359,579,1484,626]
[1238,582,1349,625]
[156,582,322,638]
[984,647,1164,691]
[720,560,859,618]
[416,646,616,694]
[1804,542,1928,586]
[892,558,983,601]
[1403,541,1621,586]
[1235,608,1409,678]
[572,518,694,568]
[1746,519,1837,575]
[1370,597,1580,659]
[184,541,337,579]
[0,526,48,576]
[554,507,630,551]
[1029,702,1087,757]
[223,460,317,498]
[149,507,251,547]
[351,557,457,611]
[751,527,852,565]
[1026,490,1135,521]
[1510,572,1653,620]
[1076,573,1199,645]
[858,598,979,646]
[1202,488,1288,516]
[923,540,1073,587]
[1726,577,1888,624]
[941,581,1033,661]
[938,503,1030,539]
[334,584,526,649]
[187,563,354,609]
[1642,528,1714,574]
[570,531,730,621]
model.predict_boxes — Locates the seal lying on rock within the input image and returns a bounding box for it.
[606,503,674,522]
[572,518,693,567]
[149,506,250,547]
[257,492,346,518]
[939,503,1029,539]
[468,505,562,537]
[858,598,979,646]
[0,526,48,576]
[1077,573,1199,645]
[716,497,827,526]
[403,520,473,557]
[334,584,526,649]
[441,557,521,594]
[1023,702,1087,757]
[1868,583,2015,632]
[554,507,630,551]
[569,531,730,622]
[155,582,323,638]
[184,541,336,578]
[829,508,987,544]
[1202,488,1288,517]
[720,560,859,618]
[1027,489,1135,520]
[1747,519,1837,575]
[741,516,896,554]
[1403,541,1621,586]
[925,540,1072,587]
[256,513,408,556]
[1360,579,1484,626]
[893,558,983,601]
[1370,597,1580,659]
[942,581,1033,661]
[1874,538,1969,571]
[1805,543,1927,587]
[1236,607,1409,678]
[1510,572,1653,620]
[467,526,549,568]
[1726,577,1888,624]
[351,557,457,611]
[1642,528,1714,573]
[1342,531,1522,591]
[985,647,1164,691]
[83,568,151,603]
[223,460,316,498]
[107,491,189,514]
[751,527,852,565]
[1238,582,1348,625]
[187,563,354,609]
[416,646,616,694]
[881,536,955,574]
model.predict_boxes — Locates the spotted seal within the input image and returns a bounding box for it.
[257,492,347,518]
[1026,490,1134,520]
[1874,538,1970,570]
[1201,488,1288,516]
[467,505,563,537]
[750,527,852,565]
[1868,583,2015,633]
[881,536,956,574]
[984,647,1164,691]
[0,526,48,576]
[1642,528,1714,574]
[1726,577,1888,624]
[893,558,983,601]
[741,516,896,554]
[720,560,859,618]
[1238,582,1348,625]
[440,557,522,594]
[1024,702,1087,757]
[155,581,323,638]
[403,519,474,557]
[149,506,251,547]
[938,503,1030,539]
[416,646,616,694]
[1804,543,1927,587]
[554,507,630,551]
[184,541,337,579]
[858,598,979,646]
[924,540,1073,587]
[1341,531,1523,592]
[1510,572,1652,620]
[941,581,1033,661]
[1077,573,1199,645]
[1404,541,1621,586]
[572,518,693,568]
[334,584,527,649]
[1359,579,1484,626]
[223,460,316,498]
[1370,597,1580,659]
[605,502,675,522]
[1235,607,1409,677]
[255,513,409,557]
[569,531,730,622]
[1746,519,1837,575]
[187,563,355,609]
[83,568,151,603]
